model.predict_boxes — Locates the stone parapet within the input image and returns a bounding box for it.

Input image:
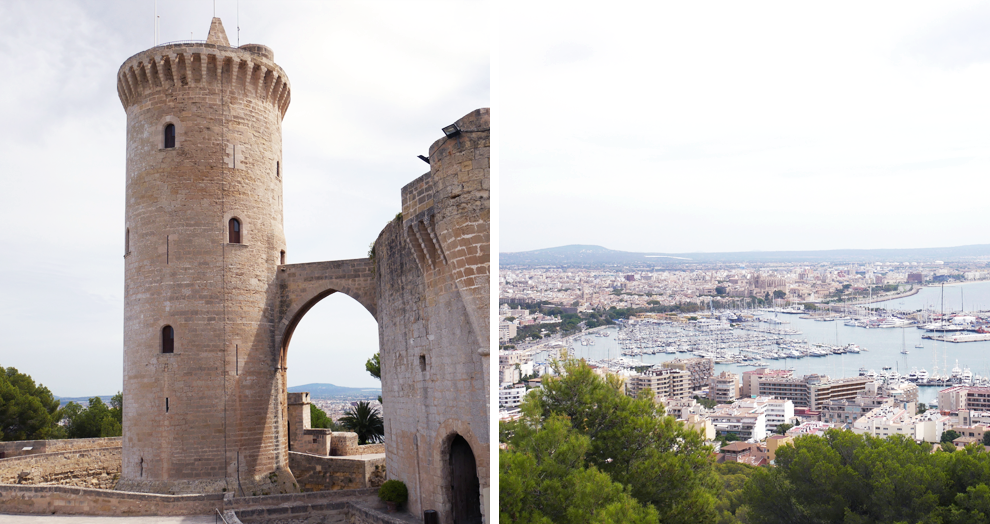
[288,452,385,492]
[0,483,378,517]
[0,447,121,489]
[117,41,290,117]
[0,437,121,459]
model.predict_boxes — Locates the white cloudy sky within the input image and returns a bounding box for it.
[0,1,488,397]
[501,2,990,254]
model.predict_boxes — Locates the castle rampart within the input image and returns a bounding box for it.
[375,108,490,522]
[117,42,290,117]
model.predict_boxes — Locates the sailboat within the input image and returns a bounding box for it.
[901,328,909,354]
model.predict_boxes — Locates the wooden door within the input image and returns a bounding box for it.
[449,435,481,524]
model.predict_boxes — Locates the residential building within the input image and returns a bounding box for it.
[708,371,740,403]
[662,358,714,391]
[756,374,874,410]
[499,386,528,409]
[766,435,794,462]
[730,396,794,433]
[682,414,716,441]
[627,368,691,401]
[740,368,794,398]
[709,405,767,441]
[785,421,836,438]
[939,386,990,412]
[498,321,517,343]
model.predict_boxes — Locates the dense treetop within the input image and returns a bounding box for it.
[500,358,718,523]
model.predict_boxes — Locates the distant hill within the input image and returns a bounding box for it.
[55,395,115,408]
[288,383,381,399]
[500,244,990,267]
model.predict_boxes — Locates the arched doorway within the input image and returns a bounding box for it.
[449,434,482,524]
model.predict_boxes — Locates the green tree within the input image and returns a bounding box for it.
[365,353,381,380]
[773,290,786,300]
[694,395,718,409]
[0,366,62,441]
[516,357,719,523]
[943,429,962,443]
[918,402,929,414]
[742,431,950,524]
[774,423,793,435]
[365,352,383,404]
[64,397,121,438]
[500,415,659,523]
[310,403,338,430]
[339,401,384,445]
[716,286,727,295]
[982,431,990,447]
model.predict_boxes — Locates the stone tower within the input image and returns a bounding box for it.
[116,18,294,494]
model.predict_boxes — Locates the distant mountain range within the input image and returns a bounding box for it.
[288,383,381,399]
[500,244,990,267]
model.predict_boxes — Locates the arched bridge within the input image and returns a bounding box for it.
[275,258,377,365]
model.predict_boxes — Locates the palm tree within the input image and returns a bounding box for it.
[338,401,384,445]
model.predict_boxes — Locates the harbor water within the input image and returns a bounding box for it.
[873,280,990,314]
[541,281,990,406]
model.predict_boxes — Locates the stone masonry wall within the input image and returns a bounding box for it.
[0,437,121,459]
[0,483,377,517]
[119,18,294,495]
[0,448,121,489]
[288,452,385,492]
[375,109,490,523]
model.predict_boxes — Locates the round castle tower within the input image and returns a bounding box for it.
[116,18,294,494]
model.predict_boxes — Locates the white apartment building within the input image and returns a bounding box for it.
[731,396,794,433]
[499,386,529,409]
[709,407,767,441]
[852,405,949,443]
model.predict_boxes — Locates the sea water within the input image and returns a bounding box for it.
[542,281,990,405]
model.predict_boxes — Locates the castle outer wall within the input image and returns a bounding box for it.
[374,108,490,522]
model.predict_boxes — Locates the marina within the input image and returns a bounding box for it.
[538,314,990,406]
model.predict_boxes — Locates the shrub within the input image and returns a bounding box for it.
[378,479,408,504]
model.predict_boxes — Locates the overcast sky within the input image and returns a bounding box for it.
[0,1,488,397]
[501,2,990,254]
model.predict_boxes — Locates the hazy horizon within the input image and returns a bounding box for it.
[501,242,990,254]
[502,3,990,254]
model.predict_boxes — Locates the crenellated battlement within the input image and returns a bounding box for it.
[116,42,291,118]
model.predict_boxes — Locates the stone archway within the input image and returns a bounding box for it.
[275,258,378,367]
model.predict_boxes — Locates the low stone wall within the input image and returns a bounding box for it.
[289,452,385,492]
[330,434,385,457]
[356,444,385,455]
[0,484,378,517]
[0,447,121,489]
[0,437,121,459]
[0,484,223,516]
[234,500,415,524]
